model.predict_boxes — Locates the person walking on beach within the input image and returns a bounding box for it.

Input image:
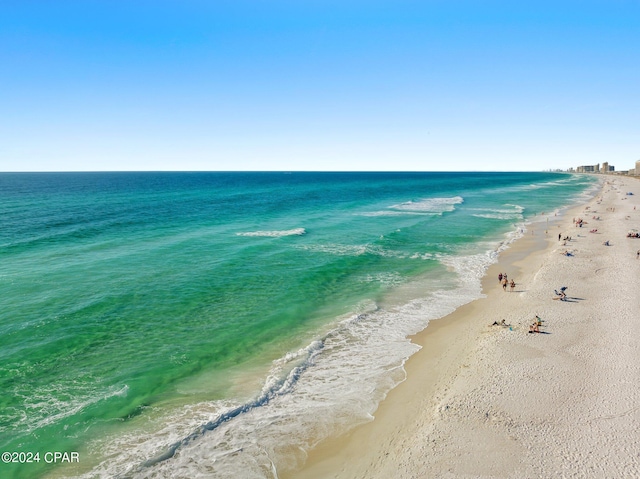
[510,280,516,292]
[502,278,508,291]
[498,273,503,282]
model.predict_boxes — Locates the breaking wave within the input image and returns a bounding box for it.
[236,228,306,237]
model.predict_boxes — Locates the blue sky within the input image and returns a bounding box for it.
[1,1,639,172]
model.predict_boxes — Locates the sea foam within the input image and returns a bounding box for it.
[388,196,464,214]
[236,228,306,237]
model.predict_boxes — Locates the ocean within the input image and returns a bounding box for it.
[0,171,599,478]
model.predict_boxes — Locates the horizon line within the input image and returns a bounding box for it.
[0,169,561,174]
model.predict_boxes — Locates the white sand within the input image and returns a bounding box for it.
[293,176,640,478]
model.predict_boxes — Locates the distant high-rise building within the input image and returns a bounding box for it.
[576,164,599,173]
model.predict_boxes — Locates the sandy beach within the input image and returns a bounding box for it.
[291,175,640,479]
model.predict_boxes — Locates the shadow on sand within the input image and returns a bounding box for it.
[561,296,585,303]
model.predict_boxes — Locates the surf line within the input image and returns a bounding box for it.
[128,340,325,476]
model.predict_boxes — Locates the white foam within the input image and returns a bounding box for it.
[468,204,524,221]
[504,203,525,213]
[358,272,405,286]
[490,174,596,195]
[472,213,522,220]
[468,205,524,214]
[296,243,369,256]
[236,228,306,237]
[471,213,509,220]
[388,196,464,214]
[357,210,434,217]
[2,382,129,436]
[295,243,434,260]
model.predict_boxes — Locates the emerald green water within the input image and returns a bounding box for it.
[0,172,598,478]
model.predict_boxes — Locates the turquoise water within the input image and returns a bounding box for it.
[0,172,598,478]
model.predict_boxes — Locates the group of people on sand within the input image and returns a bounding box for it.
[489,315,542,333]
[498,272,516,292]
[558,234,572,246]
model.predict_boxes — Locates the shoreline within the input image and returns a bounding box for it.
[291,175,640,478]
